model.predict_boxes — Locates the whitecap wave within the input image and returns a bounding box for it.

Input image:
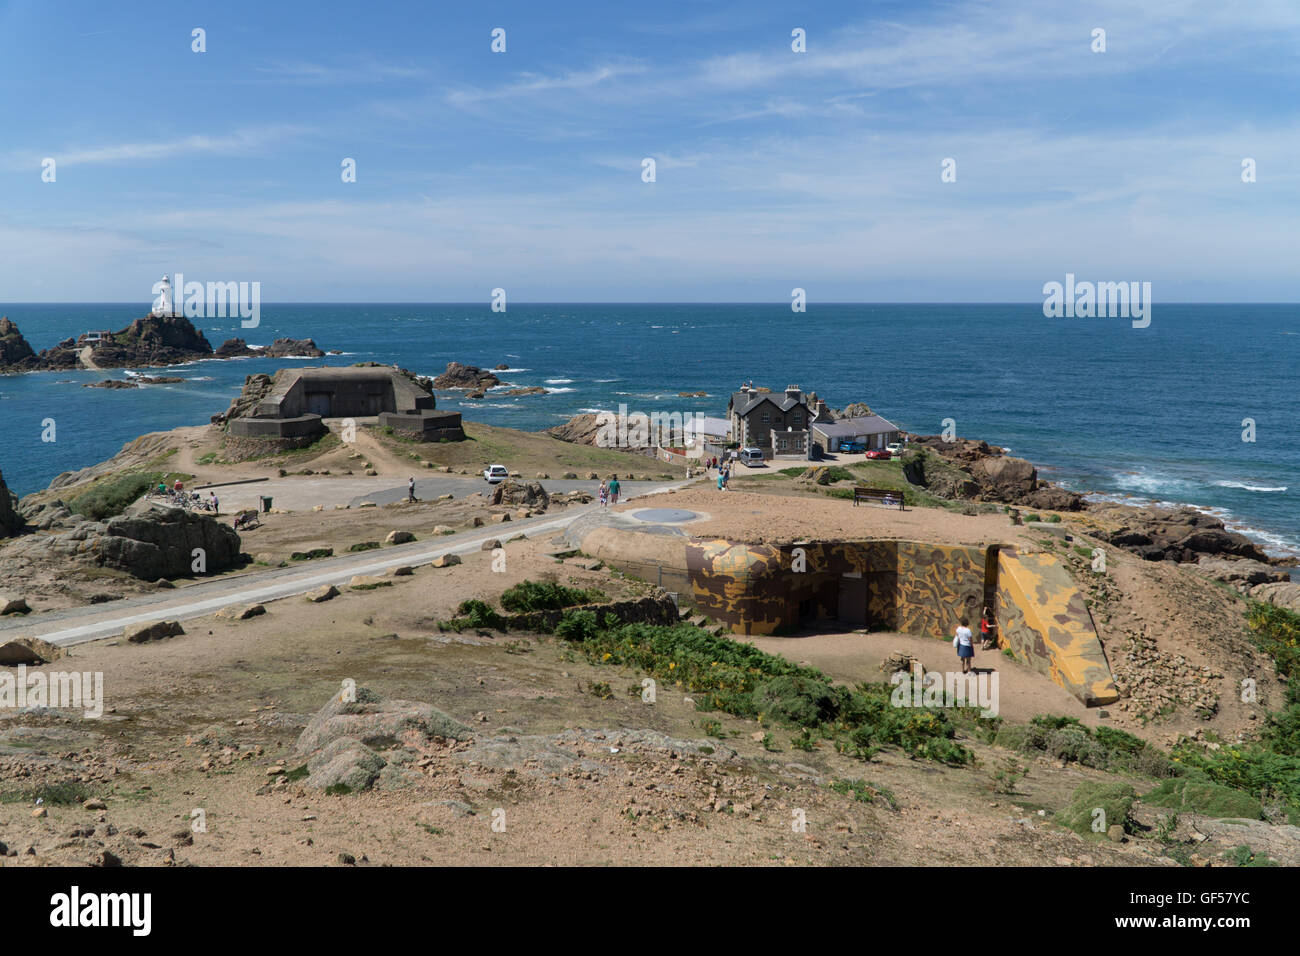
[1213,480,1288,493]
[546,387,576,394]
[545,378,574,385]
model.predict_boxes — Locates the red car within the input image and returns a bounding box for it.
[864,449,892,460]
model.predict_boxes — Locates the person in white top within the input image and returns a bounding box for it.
[953,618,975,674]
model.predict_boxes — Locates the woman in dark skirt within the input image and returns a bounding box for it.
[954,617,975,673]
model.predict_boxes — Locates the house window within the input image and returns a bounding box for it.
[793,413,802,425]
[761,413,770,424]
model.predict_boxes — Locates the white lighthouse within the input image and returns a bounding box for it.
[152,274,174,317]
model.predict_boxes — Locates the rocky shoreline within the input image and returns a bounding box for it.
[0,314,325,373]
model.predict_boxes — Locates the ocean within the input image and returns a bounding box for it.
[0,303,1295,555]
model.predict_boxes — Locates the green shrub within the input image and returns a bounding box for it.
[439,599,507,631]
[290,548,334,561]
[1142,778,1263,820]
[348,541,380,552]
[555,609,599,641]
[1057,781,1135,837]
[66,471,183,520]
[751,675,841,728]
[500,580,604,613]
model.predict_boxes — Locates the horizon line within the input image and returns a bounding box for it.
[3,300,1299,307]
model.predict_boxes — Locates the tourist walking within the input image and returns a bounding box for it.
[608,475,621,505]
[209,491,219,515]
[407,477,416,503]
[954,618,975,673]
[599,479,608,508]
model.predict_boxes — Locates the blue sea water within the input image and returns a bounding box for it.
[0,302,1296,555]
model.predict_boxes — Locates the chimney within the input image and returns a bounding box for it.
[785,385,802,402]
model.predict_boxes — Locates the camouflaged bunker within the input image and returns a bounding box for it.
[570,520,1119,708]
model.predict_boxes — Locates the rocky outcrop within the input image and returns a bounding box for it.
[432,361,499,391]
[1090,504,1271,564]
[214,338,256,358]
[3,501,243,581]
[1250,581,1300,614]
[0,317,38,370]
[505,386,547,396]
[489,480,550,510]
[901,437,1086,511]
[2,317,328,372]
[264,338,324,358]
[1,314,214,372]
[545,413,606,446]
[83,379,139,389]
[211,373,276,425]
[293,687,472,792]
[0,469,22,538]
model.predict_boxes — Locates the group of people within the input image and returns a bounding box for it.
[598,476,621,508]
[152,480,218,514]
[701,455,732,491]
[953,607,999,673]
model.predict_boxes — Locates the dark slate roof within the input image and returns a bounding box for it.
[810,415,899,437]
[729,391,809,417]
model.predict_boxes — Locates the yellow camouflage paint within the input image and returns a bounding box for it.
[995,547,1119,707]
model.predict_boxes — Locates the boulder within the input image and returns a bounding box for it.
[0,637,64,666]
[489,479,549,510]
[124,620,185,643]
[0,593,29,615]
[432,362,499,391]
[970,456,1038,501]
[385,530,415,545]
[431,554,461,568]
[293,687,472,791]
[97,502,242,579]
[215,603,266,621]
[1250,582,1300,615]
[306,738,387,792]
[306,584,340,603]
[349,575,390,588]
[1196,556,1289,586]
[481,538,503,551]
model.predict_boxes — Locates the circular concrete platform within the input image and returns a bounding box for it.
[631,508,700,524]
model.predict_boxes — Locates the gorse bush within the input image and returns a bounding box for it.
[997,715,1177,776]
[500,580,604,613]
[573,620,971,765]
[67,471,184,520]
[439,599,507,631]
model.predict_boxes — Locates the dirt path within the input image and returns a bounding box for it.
[77,346,100,371]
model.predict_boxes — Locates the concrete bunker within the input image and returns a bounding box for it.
[573,523,1118,707]
[227,366,464,442]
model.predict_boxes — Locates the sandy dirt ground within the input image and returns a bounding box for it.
[0,539,1180,867]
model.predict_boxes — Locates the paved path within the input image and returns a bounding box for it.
[0,481,690,650]
[208,475,665,513]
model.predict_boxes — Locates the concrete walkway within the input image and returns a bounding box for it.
[0,480,692,649]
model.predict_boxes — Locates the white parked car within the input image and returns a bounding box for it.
[738,447,766,466]
[886,442,904,458]
[483,464,509,483]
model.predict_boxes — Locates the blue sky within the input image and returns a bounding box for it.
[1,0,1298,302]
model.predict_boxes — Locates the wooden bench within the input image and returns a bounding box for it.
[853,486,905,509]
